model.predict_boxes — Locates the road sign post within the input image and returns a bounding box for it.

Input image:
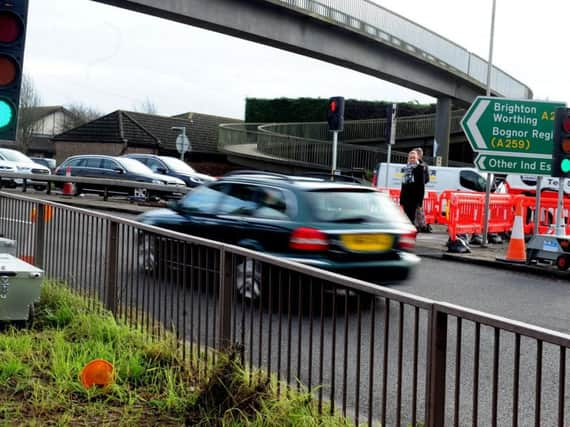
[172,126,190,161]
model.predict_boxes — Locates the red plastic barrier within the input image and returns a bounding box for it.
[423,191,439,225]
[486,194,514,234]
[447,193,484,240]
[378,187,438,225]
[446,192,514,240]
[437,190,455,225]
[514,194,570,235]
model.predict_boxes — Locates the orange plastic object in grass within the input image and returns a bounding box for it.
[80,359,115,389]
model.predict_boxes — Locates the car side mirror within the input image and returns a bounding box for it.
[114,168,125,174]
[156,167,167,174]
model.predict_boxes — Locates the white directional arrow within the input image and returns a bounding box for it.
[476,154,486,170]
[463,100,489,150]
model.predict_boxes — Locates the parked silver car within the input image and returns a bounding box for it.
[0,148,51,189]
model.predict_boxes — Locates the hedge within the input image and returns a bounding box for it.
[244,97,436,123]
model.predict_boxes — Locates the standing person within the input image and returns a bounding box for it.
[399,150,425,224]
[414,147,430,184]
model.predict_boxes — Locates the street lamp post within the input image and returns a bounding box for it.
[482,0,497,247]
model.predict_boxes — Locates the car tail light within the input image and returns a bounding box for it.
[397,230,417,251]
[289,227,329,251]
[372,169,377,187]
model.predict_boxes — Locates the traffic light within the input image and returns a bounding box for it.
[0,1,28,142]
[551,107,570,178]
[327,96,345,132]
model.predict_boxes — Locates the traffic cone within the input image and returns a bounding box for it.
[62,166,74,196]
[497,203,526,264]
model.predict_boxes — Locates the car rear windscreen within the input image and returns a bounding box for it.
[306,189,407,223]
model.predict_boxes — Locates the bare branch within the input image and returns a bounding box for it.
[63,103,102,132]
[17,74,42,153]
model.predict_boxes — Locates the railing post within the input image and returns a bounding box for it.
[426,305,448,427]
[34,203,45,268]
[216,248,233,351]
[105,222,119,315]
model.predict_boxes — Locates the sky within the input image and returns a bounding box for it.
[23,0,570,120]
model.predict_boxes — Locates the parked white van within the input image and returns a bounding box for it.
[500,174,570,196]
[372,162,489,194]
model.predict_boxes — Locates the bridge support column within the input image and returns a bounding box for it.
[435,97,452,166]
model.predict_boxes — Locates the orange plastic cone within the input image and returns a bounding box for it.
[500,203,526,263]
[80,359,115,389]
[62,166,74,196]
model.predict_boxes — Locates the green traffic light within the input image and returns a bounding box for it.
[562,158,570,174]
[0,99,13,129]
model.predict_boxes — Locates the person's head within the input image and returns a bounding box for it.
[407,150,418,165]
[414,147,424,160]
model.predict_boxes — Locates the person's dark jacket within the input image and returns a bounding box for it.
[419,160,430,184]
[400,163,425,222]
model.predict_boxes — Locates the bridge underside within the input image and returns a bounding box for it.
[92,0,486,106]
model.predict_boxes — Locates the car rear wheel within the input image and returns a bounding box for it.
[556,255,569,271]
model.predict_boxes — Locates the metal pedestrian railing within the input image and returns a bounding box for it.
[1,191,568,426]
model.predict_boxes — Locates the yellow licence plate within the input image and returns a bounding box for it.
[341,234,393,251]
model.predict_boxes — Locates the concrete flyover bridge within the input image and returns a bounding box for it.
[93,0,532,163]
[218,111,471,174]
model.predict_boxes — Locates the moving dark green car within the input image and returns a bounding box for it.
[136,171,420,297]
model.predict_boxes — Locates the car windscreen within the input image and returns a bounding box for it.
[118,158,155,174]
[159,157,196,173]
[460,170,488,192]
[0,149,34,163]
[306,189,406,223]
[32,158,56,168]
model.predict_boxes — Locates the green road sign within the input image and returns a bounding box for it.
[461,97,565,156]
[474,152,552,175]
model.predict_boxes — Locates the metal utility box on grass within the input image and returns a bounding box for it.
[0,254,43,321]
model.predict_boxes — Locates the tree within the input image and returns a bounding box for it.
[62,103,102,132]
[17,74,42,153]
[133,97,158,114]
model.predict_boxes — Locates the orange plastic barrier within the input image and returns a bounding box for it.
[447,193,484,240]
[446,192,515,240]
[514,194,570,235]
[486,194,514,234]
[423,191,439,225]
[378,188,438,225]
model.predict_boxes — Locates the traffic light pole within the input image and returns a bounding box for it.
[556,179,565,237]
[384,104,397,188]
[331,130,338,176]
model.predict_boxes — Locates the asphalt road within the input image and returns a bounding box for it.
[1,200,568,426]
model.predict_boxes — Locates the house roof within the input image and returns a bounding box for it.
[53,110,242,153]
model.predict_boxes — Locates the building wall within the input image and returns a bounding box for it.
[33,111,70,136]
[54,141,156,164]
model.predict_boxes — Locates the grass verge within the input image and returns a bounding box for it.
[0,281,353,426]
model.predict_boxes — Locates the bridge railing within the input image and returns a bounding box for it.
[1,191,568,426]
[266,0,531,99]
[257,110,466,141]
[219,119,471,171]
